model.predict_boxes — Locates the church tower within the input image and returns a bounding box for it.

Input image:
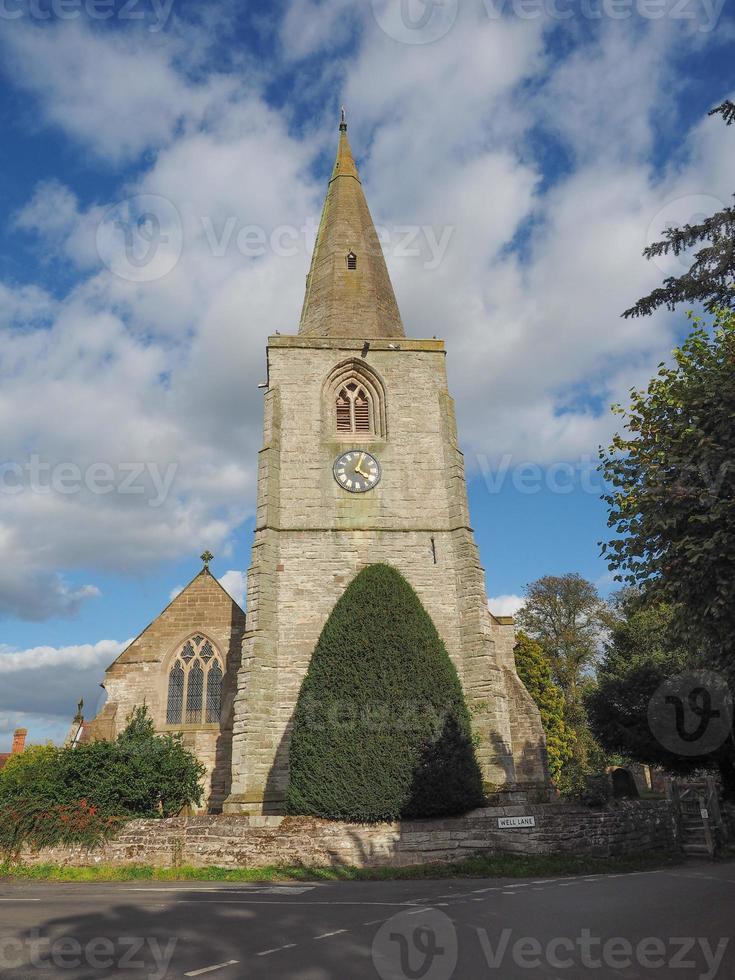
[224,116,548,814]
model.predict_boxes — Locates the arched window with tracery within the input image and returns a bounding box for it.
[165,634,225,727]
[336,381,372,434]
[326,359,387,439]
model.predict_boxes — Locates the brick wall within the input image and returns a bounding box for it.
[20,803,677,869]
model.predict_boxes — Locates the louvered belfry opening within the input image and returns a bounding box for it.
[165,634,225,727]
[336,381,372,435]
[346,251,357,270]
[336,389,352,432]
[327,359,387,440]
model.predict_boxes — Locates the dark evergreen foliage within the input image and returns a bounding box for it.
[0,706,205,859]
[624,101,735,318]
[587,598,735,796]
[285,564,485,822]
[710,99,735,126]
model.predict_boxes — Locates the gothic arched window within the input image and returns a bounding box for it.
[326,359,387,439]
[165,635,225,727]
[166,662,184,725]
[336,382,372,434]
[346,251,357,270]
[206,661,223,724]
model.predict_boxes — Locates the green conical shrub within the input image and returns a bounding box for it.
[285,564,485,821]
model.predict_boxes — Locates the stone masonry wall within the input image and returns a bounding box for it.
[88,569,246,811]
[21,803,677,869]
[227,337,548,813]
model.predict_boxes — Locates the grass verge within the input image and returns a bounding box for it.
[0,851,684,883]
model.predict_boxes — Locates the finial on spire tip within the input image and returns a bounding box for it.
[339,105,347,132]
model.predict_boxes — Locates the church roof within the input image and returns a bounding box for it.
[298,113,405,339]
[104,566,246,670]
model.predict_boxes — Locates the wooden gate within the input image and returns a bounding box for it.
[667,776,728,858]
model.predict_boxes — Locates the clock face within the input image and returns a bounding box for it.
[333,450,381,493]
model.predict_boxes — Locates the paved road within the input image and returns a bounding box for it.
[1,862,734,979]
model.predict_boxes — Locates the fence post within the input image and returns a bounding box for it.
[666,778,683,849]
[705,775,728,843]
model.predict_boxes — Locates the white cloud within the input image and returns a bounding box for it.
[0,12,730,622]
[0,20,245,164]
[0,639,124,674]
[218,569,247,608]
[13,180,103,270]
[0,281,55,330]
[0,639,128,749]
[0,711,76,752]
[488,595,525,618]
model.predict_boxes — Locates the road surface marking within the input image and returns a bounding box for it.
[185,960,239,976]
[667,872,735,885]
[0,898,41,902]
[126,886,315,895]
[257,944,297,956]
[314,930,348,940]
[176,899,418,907]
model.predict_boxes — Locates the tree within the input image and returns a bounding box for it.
[0,706,205,859]
[516,574,613,794]
[55,705,205,818]
[587,597,735,796]
[514,632,575,785]
[286,564,485,822]
[600,311,735,678]
[515,574,613,702]
[624,101,735,319]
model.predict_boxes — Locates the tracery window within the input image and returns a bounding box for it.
[336,382,372,434]
[326,359,387,439]
[165,635,224,726]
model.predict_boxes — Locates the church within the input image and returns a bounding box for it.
[85,115,549,814]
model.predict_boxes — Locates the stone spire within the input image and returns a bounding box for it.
[298,112,404,339]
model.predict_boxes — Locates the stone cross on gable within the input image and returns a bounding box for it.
[201,550,214,568]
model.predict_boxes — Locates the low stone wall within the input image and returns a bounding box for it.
[19,801,677,869]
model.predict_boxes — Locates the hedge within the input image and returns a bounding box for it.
[286,564,485,821]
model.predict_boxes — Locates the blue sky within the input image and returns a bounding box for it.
[0,0,733,749]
